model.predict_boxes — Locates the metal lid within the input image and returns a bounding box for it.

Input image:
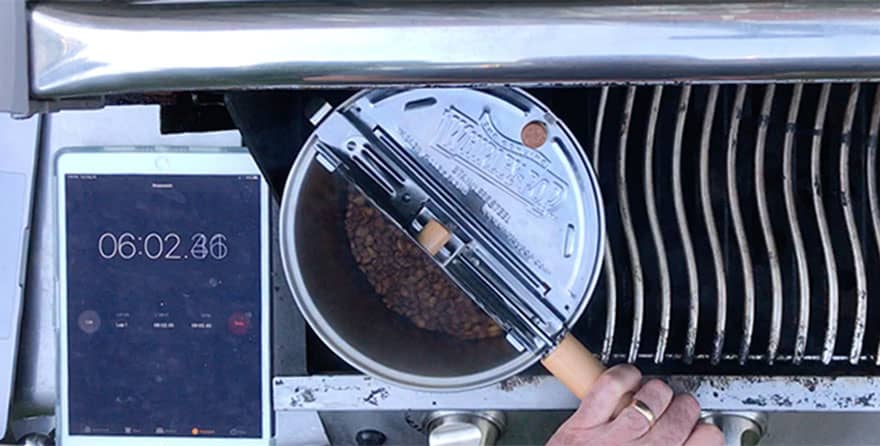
[307,88,604,353]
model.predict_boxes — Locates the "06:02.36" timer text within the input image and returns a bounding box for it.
[97,232,228,260]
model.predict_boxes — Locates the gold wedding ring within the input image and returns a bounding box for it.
[629,399,657,427]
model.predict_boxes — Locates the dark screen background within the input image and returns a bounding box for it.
[64,174,263,438]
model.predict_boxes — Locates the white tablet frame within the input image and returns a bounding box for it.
[55,149,271,446]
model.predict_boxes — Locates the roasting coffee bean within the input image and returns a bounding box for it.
[345,191,503,340]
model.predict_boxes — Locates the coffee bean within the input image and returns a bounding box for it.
[345,191,501,341]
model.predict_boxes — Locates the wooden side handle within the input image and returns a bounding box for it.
[541,332,606,400]
[417,220,452,256]
[417,219,604,399]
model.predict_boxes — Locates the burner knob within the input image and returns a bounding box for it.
[355,429,387,446]
[701,411,767,446]
[19,433,53,446]
[425,411,505,446]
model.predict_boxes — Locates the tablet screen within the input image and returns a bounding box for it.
[63,174,263,438]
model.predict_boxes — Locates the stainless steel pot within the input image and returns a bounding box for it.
[280,152,534,390]
[280,88,603,391]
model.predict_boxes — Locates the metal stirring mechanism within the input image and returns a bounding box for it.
[305,88,606,397]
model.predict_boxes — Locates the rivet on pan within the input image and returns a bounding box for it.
[521,120,548,149]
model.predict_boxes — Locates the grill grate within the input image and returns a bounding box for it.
[560,83,880,372]
[296,84,880,376]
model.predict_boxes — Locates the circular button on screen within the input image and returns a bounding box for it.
[78,310,101,334]
[227,312,251,335]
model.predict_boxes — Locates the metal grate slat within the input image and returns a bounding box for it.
[593,87,618,364]
[755,85,782,364]
[841,84,867,364]
[784,84,810,365]
[617,86,643,363]
[869,88,880,366]
[672,86,698,365]
[699,85,727,365]
[726,85,754,365]
[811,84,838,365]
[644,86,670,364]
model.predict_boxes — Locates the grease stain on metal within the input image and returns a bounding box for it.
[500,375,541,392]
[835,393,876,408]
[364,387,390,406]
[791,377,819,392]
[278,375,880,412]
[742,397,767,407]
[770,394,792,407]
[857,393,876,406]
[404,412,424,433]
[291,383,364,407]
[670,376,702,394]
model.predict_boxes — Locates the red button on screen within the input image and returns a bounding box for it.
[227,312,251,335]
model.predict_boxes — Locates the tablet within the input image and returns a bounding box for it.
[55,148,271,446]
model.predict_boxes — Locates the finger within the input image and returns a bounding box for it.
[599,380,674,442]
[640,394,702,446]
[546,365,642,446]
[572,364,643,428]
[683,423,724,446]
[631,379,674,423]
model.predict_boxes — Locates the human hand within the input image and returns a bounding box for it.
[547,364,723,446]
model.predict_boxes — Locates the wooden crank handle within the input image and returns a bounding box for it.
[417,220,453,256]
[541,332,606,400]
[416,220,606,400]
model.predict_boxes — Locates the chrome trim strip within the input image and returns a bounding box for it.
[0,1,30,114]
[29,2,880,98]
